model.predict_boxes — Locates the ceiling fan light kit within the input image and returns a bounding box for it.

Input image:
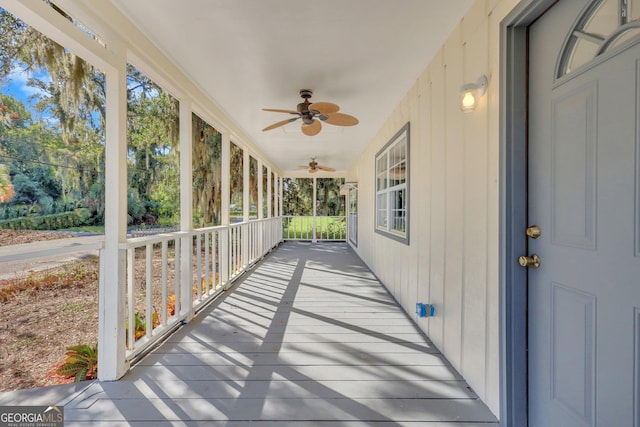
[262,89,359,136]
[297,157,336,174]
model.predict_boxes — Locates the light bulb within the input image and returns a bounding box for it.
[459,75,488,113]
[461,91,476,112]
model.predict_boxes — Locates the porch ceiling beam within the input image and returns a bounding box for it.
[54,0,279,176]
[1,0,115,73]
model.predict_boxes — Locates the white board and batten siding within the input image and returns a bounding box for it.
[347,0,521,417]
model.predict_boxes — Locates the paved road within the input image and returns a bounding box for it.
[0,234,104,280]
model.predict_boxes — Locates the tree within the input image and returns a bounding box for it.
[0,5,105,141]
[282,178,313,216]
[316,178,345,216]
[126,65,179,225]
[0,6,210,229]
[0,94,67,212]
[192,114,221,227]
[229,142,243,220]
[0,6,106,223]
[0,164,13,203]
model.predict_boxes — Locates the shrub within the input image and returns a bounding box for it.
[55,344,98,382]
[0,210,93,230]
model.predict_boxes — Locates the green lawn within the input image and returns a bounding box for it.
[63,225,105,233]
[283,216,346,240]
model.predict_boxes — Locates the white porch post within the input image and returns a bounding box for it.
[179,101,193,320]
[242,148,250,267]
[312,177,317,243]
[266,167,272,219]
[221,133,231,289]
[266,167,272,248]
[257,159,264,254]
[98,40,128,381]
[278,175,283,216]
[258,159,264,220]
[276,176,283,216]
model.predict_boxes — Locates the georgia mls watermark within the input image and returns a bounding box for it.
[0,406,64,427]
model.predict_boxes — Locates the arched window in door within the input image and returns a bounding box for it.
[558,0,640,78]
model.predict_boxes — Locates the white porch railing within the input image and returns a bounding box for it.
[119,216,282,362]
[282,215,347,241]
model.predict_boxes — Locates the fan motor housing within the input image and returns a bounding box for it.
[297,102,309,114]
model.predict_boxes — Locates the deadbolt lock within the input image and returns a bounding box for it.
[519,254,541,268]
[526,225,541,239]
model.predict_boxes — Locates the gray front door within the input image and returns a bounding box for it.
[528,0,640,425]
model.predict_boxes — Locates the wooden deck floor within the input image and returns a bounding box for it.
[61,242,497,425]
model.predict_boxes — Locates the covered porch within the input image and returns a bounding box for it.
[0,0,522,424]
[2,242,497,425]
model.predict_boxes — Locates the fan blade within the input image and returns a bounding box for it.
[309,167,318,173]
[322,112,359,126]
[262,108,299,114]
[262,117,299,131]
[301,119,321,136]
[309,102,339,114]
[318,165,336,172]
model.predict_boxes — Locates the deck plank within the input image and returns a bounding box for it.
[63,242,497,425]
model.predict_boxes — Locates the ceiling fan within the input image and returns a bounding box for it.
[298,158,336,174]
[262,89,359,136]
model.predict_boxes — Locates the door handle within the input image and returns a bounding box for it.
[519,254,541,268]
[526,225,541,239]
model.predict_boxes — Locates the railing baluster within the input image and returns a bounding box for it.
[127,248,135,350]
[204,231,209,298]
[209,230,218,291]
[161,240,168,326]
[232,227,236,276]
[145,244,152,339]
[253,222,257,261]
[196,234,202,301]
[174,237,181,317]
[119,221,281,362]
[213,230,218,290]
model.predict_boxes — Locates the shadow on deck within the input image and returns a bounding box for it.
[0,241,498,426]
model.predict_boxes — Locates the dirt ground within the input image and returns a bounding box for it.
[0,230,75,247]
[0,230,205,392]
[0,230,98,392]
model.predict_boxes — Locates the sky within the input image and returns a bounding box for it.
[2,65,50,102]
[1,65,55,123]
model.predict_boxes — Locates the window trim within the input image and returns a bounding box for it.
[374,121,410,245]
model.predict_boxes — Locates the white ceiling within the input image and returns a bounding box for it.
[110,0,474,175]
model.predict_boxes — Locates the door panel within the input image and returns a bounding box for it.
[550,282,596,425]
[550,84,597,249]
[528,0,640,425]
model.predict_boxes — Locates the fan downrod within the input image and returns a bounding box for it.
[298,89,314,122]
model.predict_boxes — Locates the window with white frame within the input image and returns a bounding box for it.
[375,122,409,244]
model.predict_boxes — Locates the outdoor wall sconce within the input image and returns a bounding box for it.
[339,182,358,196]
[460,75,488,112]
